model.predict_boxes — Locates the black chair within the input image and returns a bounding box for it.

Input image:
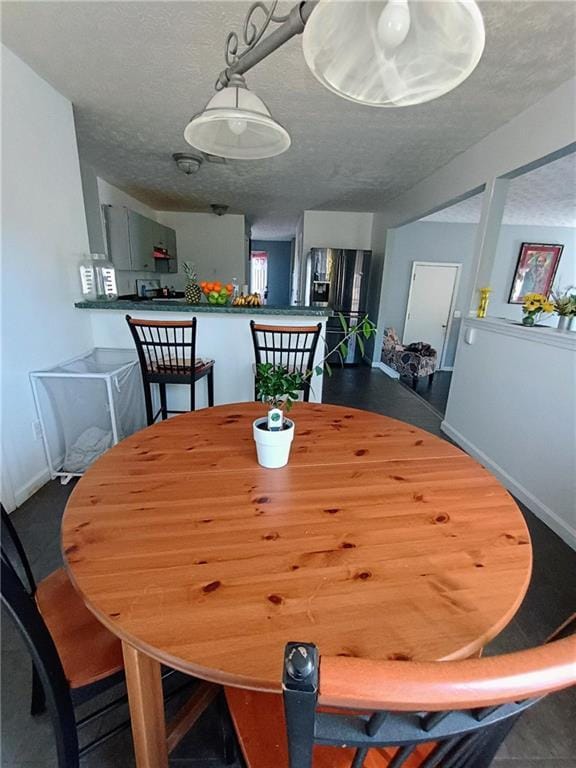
[126,315,215,425]
[250,320,322,402]
[1,506,234,767]
[226,636,576,768]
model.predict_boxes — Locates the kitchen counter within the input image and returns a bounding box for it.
[75,299,331,316]
[77,302,329,408]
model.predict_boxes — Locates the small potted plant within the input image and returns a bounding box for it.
[253,315,377,468]
[521,293,554,326]
[551,286,576,330]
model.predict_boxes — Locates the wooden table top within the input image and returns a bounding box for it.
[62,403,532,692]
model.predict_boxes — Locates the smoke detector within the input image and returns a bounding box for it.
[210,204,229,217]
[173,152,203,175]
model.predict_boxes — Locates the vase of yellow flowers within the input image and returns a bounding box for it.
[521,293,554,326]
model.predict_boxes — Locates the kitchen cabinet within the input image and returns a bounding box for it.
[103,205,177,273]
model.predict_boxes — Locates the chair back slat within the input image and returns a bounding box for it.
[282,639,576,768]
[126,316,197,379]
[1,505,36,595]
[250,321,322,402]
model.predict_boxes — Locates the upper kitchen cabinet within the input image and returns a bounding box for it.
[103,205,177,273]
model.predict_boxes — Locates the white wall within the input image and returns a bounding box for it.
[157,211,247,289]
[489,225,576,323]
[368,80,575,364]
[302,211,374,254]
[98,178,158,220]
[443,319,576,550]
[375,79,576,229]
[1,46,93,507]
[298,211,374,306]
[377,222,478,366]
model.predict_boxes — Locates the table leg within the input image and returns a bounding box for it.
[122,641,169,768]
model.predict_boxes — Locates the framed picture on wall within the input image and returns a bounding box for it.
[508,242,563,304]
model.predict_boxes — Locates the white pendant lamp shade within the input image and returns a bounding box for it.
[302,0,485,107]
[184,79,291,160]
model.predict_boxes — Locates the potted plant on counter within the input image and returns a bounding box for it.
[253,315,377,468]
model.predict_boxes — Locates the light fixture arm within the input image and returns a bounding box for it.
[216,0,318,90]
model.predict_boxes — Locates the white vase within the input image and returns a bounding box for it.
[557,315,569,331]
[253,417,295,469]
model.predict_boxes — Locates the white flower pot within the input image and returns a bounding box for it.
[253,417,295,469]
[557,315,569,331]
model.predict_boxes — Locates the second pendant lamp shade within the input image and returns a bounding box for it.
[184,78,291,160]
[302,0,485,107]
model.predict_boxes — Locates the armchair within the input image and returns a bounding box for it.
[381,328,437,389]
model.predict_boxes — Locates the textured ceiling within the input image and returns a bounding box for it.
[2,1,576,239]
[421,152,576,226]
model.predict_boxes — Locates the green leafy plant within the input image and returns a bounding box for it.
[255,314,377,413]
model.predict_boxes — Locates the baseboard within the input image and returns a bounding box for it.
[14,464,51,508]
[371,361,400,379]
[441,421,576,551]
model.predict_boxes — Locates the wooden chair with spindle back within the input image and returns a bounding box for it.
[126,315,215,425]
[250,320,322,402]
[225,636,576,768]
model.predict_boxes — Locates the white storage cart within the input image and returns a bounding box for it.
[30,348,146,482]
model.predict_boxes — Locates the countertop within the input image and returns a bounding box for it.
[75,299,331,316]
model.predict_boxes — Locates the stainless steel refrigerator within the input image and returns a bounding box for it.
[308,248,371,365]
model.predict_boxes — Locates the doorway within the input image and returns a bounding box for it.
[250,251,268,300]
[251,240,292,305]
[403,262,461,369]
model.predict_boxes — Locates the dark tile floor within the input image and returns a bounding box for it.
[3,366,575,767]
[398,370,453,417]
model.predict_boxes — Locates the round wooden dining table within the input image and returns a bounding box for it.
[62,402,532,768]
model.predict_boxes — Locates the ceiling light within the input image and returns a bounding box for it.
[184,74,291,160]
[302,0,485,107]
[172,152,203,175]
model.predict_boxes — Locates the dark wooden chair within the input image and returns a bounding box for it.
[0,506,233,767]
[250,320,322,402]
[225,635,576,768]
[126,315,215,425]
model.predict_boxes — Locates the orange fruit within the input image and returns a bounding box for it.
[213,282,222,292]
[226,283,233,293]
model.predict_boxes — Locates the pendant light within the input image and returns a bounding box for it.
[184,74,291,160]
[302,0,485,107]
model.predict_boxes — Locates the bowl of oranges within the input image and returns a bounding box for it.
[200,281,234,305]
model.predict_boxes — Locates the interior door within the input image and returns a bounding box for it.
[403,263,460,366]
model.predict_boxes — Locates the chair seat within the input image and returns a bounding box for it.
[35,568,123,689]
[150,359,214,376]
[225,688,435,768]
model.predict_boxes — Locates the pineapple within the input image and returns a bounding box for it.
[183,262,202,304]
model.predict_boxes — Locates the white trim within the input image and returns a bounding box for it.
[372,361,400,379]
[439,365,454,372]
[403,262,462,369]
[14,465,51,508]
[441,420,576,551]
[465,317,576,350]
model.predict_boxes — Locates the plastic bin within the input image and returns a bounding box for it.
[30,348,146,481]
